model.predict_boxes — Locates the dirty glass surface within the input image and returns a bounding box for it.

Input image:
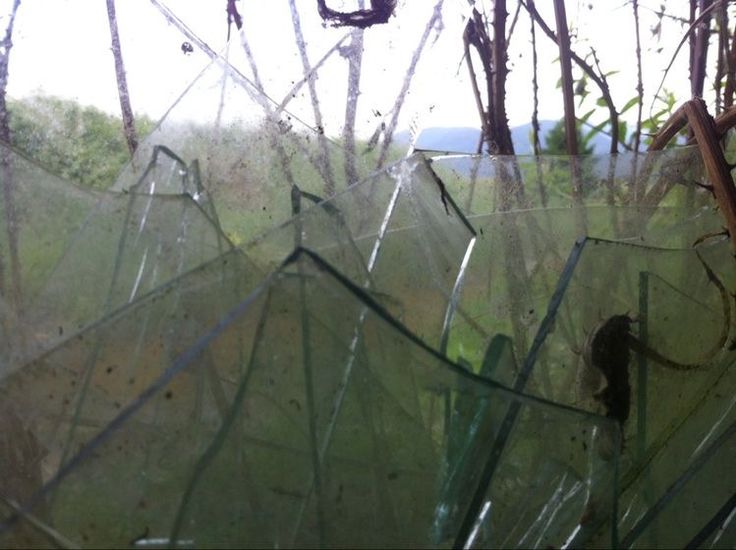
[0,143,234,375]
[3,133,735,547]
[1,2,735,545]
[244,153,476,348]
[0,246,616,549]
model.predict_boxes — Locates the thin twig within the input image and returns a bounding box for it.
[649,0,722,120]
[226,0,243,39]
[0,0,23,324]
[275,35,350,114]
[633,0,644,152]
[506,0,522,46]
[288,0,336,195]
[724,19,736,107]
[0,0,20,145]
[342,10,364,187]
[690,0,698,93]
[589,46,620,153]
[464,7,494,151]
[521,0,621,153]
[239,30,298,187]
[714,1,728,114]
[640,3,691,25]
[463,22,488,153]
[529,0,541,156]
[376,0,444,168]
[148,0,351,193]
[691,0,714,100]
[106,0,138,156]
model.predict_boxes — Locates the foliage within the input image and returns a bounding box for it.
[7,95,155,189]
[541,118,594,155]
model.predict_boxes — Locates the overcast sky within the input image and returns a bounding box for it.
[4,0,700,138]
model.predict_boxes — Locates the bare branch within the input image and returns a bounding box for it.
[376,0,444,168]
[522,0,621,153]
[276,35,350,114]
[463,3,514,155]
[725,20,736,107]
[0,0,20,144]
[0,0,23,323]
[342,23,364,187]
[317,0,397,29]
[690,0,698,92]
[714,1,727,113]
[529,1,541,155]
[106,0,138,156]
[491,0,515,154]
[463,24,489,153]
[690,0,714,99]
[149,0,347,190]
[649,0,721,119]
[506,0,522,45]
[289,0,336,195]
[226,0,243,40]
[553,0,577,155]
[464,8,494,151]
[633,0,644,151]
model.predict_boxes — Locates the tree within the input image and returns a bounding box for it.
[8,95,154,188]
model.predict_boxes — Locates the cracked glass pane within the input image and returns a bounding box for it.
[1,1,735,547]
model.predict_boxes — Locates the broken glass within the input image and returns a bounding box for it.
[0,144,235,375]
[0,248,617,549]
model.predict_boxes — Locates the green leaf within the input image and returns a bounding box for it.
[590,119,609,136]
[596,97,608,107]
[650,108,669,122]
[621,96,640,114]
[579,109,596,124]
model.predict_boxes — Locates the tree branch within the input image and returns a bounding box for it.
[464,5,515,154]
[714,1,727,113]
[0,0,23,323]
[289,0,336,195]
[375,0,443,168]
[317,0,397,29]
[106,0,138,156]
[342,19,364,186]
[491,0,514,154]
[649,0,721,119]
[226,0,243,40]
[724,20,736,107]
[522,0,620,153]
[690,0,714,99]
[553,0,577,155]
[529,1,541,156]
[632,0,644,151]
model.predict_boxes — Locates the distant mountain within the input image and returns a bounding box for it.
[394,120,614,155]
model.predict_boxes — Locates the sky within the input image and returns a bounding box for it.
[2,0,705,140]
